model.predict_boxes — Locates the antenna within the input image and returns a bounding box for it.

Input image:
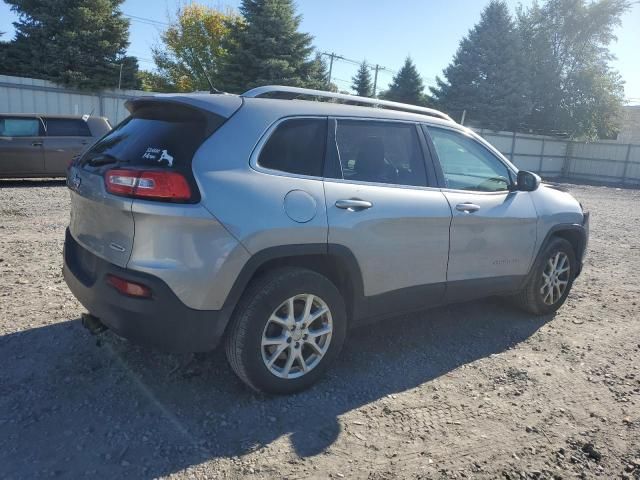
[189,48,221,94]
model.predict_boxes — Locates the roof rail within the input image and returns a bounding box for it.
[241,85,454,122]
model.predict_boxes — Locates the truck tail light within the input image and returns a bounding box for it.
[105,168,192,201]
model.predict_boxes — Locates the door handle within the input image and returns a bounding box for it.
[32,141,43,147]
[455,202,481,213]
[335,199,373,211]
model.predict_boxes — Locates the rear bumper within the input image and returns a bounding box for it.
[63,228,227,352]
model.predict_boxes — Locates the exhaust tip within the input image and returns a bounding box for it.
[81,313,108,335]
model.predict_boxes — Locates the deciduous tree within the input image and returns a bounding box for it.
[517,0,629,138]
[151,4,241,92]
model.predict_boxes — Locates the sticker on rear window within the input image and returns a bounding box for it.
[142,147,174,167]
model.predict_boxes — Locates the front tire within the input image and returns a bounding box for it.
[514,237,577,315]
[225,267,347,394]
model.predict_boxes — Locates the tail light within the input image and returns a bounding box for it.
[105,168,192,201]
[106,274,152,298]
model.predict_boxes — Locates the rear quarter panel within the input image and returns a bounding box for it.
[127,201,251,310]
[192,107,329,255]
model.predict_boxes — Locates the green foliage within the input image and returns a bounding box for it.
[517,0,629,139]
[380,57,426,106]
[119,56,141,90]
[0,0,135,90]
[429,1,530,130]
[351,61,373,97]
[137,70,175,93]
[151,4,242,92]
[221,0,329,93]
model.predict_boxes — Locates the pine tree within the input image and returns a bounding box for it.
[222,0,326,93]
[380,57,426,106]
[429,1,530,130]
[351,61,373,97]
[0,0,135,90]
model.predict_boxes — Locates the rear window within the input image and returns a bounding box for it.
[46,118,91,137]
[258,118,327,177]
[79,103,225,171]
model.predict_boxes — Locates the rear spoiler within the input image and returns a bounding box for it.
[125,94,243,120]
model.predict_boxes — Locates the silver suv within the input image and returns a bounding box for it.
[63,86,589,394]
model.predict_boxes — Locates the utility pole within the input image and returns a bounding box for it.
[372,64,380,98]
[327,52,336,84]
[118,63,123,90]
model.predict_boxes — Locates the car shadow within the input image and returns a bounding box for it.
[0,178,66,188]
[0,298,550,479]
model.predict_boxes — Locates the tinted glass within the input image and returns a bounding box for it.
[334,120,427,187]
[80,104,223,171]
[46,118,91,137]
[427,127,511,192]
[0,118,39,137]
[258,118,327,177]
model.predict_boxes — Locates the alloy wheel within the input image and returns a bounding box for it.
[540,251,571,305]
[261,294,333,379]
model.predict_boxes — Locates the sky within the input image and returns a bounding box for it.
[1,0,639,102]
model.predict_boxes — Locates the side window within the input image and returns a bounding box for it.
[0,117,40,137]
[333,120,427,187]
[427,127,511,192]
[45,118,92,137]
[258,118,327,177]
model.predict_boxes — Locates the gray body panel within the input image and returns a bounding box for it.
[43,136,91,174]
[67,167,134,268]
[0,134,44,175]
[442,190,538,281]
[529,183,584,242]
[324,180,451,296]
[128,200,251,310]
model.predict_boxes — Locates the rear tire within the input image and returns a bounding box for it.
[225,267,347,394]
[514,237,577,315]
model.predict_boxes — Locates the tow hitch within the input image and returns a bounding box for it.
[81,313,108,335]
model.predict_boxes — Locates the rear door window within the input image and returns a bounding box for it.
[0,117,41,137]
[330,120,427,187]
[45,118,91,137]
[258,118,327,177]
[79,103,225,172]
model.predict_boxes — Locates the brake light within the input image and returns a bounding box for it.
[105,168,191,201]
[106,274,152,298]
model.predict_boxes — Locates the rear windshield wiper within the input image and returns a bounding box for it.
[84,153,119,167]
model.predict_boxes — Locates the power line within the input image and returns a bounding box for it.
[122,13,168,27]
[121,12,436,92]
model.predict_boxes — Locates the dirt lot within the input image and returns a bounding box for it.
[0,180,638,479]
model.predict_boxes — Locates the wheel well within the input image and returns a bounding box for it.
[250,254,358,320]
[550,229,584,262]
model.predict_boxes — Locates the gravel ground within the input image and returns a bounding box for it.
[0,179,638,480]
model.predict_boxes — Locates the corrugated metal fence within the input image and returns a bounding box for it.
[1,75,639,185]
[0,74,153,125]
[475,129,640,185]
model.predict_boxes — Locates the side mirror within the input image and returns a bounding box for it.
[516,170,541,192]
